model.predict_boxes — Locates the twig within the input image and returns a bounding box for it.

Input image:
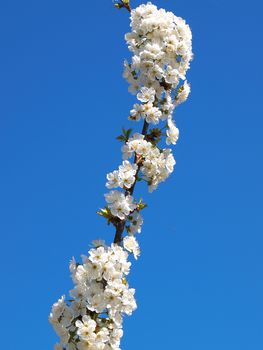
[114,121,149,244]
[114,1,132,13]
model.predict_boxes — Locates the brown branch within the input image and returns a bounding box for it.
[124,4,131,13]
[114,120,149,244]
[160,78,172,91]
[122,0,132,12]
[113,0,139,245]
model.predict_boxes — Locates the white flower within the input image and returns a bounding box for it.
[164,149,176,173]
[87,293,106,313]
[84,261,102,280]
[77,342,91,350]
[123,236,140,260]
[127,211,143,234]
[96,327,110,344]
[49,295,66,324]
[106,170,120,189]
[118,161,138,189]
[106,161,137,190]
[122,133,151,160]
[89,246,108,264]
[165,66,179,85]
[166,118,179,145]
[144,105,162,124]
[176,81,191,105]
[121,288,137,315]
[69,257,77,275]
[76,315,97,342]
[92,239,106,248]
[141,147,176,192]
[60,306,73,328]
[129,103,143,121]
[103,260,122,281]
[137,86,155,103]
[65,343,75,350]
[71,300,87,317]
[105,190,136,220]
[53,323,70,344]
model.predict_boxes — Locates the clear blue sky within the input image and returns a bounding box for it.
[0,0,262,349]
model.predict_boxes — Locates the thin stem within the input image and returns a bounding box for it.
[123,0,132,12]
[114,120,149,244]
[115,1,132,13]
[125,4,131,13]
[122,3,131,12]
[113,0,136,245]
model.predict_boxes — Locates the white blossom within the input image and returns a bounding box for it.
[123,236,140,260]
[122,134,176,192]
[105,190,136,220]
[106,161,137,190]
[124,2,193,123]
[176,81,191,105]
[127,211,143,234]
[137,86,155,103]
[76,315,97,342]
[50,244,137,350]
[129,103,143,121]
[54,344,63,350]
[122,133,151,160]
[166,118,179,145]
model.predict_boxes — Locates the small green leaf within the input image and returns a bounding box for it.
[117,127,133,142]
[97,207,111,219]
[138,203,147,210]
[137,198,147,211]
[116,135,126,142]
[114,3,123,9]
[126,128,132,138]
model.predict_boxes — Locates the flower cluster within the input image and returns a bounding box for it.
[124,2,192,144]
[49,242,137,350]
[50,2,192,350]
[122,133,176,192]
[105,190,136,220]
[106,161,138,190]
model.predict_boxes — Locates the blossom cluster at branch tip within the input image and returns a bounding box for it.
[50,3,192,350]
[124,2,192,143]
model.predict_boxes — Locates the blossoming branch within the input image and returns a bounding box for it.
[49,2,193,350]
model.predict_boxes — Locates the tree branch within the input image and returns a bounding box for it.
[114,120,149,244]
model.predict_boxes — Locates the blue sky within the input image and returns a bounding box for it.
[0,0,263,349]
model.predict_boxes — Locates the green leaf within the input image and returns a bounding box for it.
[116,135,126,142]
[114,3,123,9]
[126,128,132,138]
[117,127,133,142]
[97,207,111,219]
[136,176,143,182]
[138,203,147,210]
[137,198,148,211]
